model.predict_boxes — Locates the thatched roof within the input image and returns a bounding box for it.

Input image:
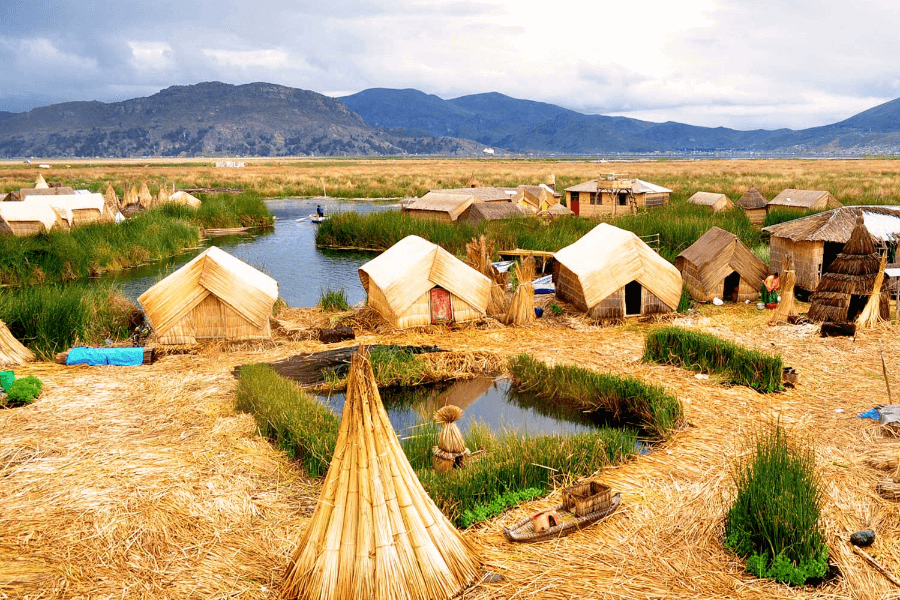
[767,189,841,210]
[763,205,900,243]
[405,193,475,221]
[282,349,482,600]
[541,202,575,216]
[19,187,76,198]
[34,173,48,189]
[0,200,60,233]
[676,227,767,291]
[687,192,732,210]
[517,184,561,199]
[737,187,768,209]
[359,236,491,318]
[462,201,524,225]
[169,191,202,209]
[433,187,516,202]
[565,179,672,194]
[138,246,278,338]
[554,223,683,310]
[808,216,890,323]
[0,319,34,366]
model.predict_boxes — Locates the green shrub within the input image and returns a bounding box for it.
[507,353,683,439]
[643,327,783,392]
[318,287,350,311]
[548,302,564,316]
[458,487,544,528]
[677,284,692,313]
[3,375,43,406]
[725,424,828,586]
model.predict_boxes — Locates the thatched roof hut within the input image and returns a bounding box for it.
[0,319,34,366]
[767,189,841,213]
[514,184,561,213]
[763,205,900,293]
[359,236,491,329]
[539,202,575,219]
[435,187,516,202]
[403,192,475,222]
[676,227,767,303]
[0,201,60,235]
[687,192,734,212]
[736,187,768,227]
[554,223,683,319]
[138,246,278,345]
[564,177,671,217]
[282,349,482,600]
[33,193,105,226]
[460,201,524,226]
[17,186,76,200]
[168,191,202,209]
[808,216,890,323]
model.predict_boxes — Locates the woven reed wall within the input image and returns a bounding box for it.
[404,209,453,222]
[643,287,674,314]
[71,208,102,226]
[680,262,712,302]
[743,207,766,226]
[366,279,399,327]
[771,237,823,291]
[555,265,589,311]
[588,287,624,319]
[6,221,45,236]
[158,319,196,345]
[644,193,668,207]
[392,287,481,329]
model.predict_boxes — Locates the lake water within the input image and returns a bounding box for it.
[108,197,397,307]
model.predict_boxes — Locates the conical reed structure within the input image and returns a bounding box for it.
[34,173,49,189]
[122,182,140,208]
[772,253,799,324]
[157,186,170,206]
[432,405,469,472]
[505,255,535,325]
[282,348,482,600]
[465,235,507,318]
[100,182,120,222]
[809,216,890,323]
[857,252,888,329]
[138,181,154,209]
[0,319,34,366]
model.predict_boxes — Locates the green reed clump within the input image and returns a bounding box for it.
[316,211,476,255]
[194,192,274,229]
[235,364,339,478]
[677,284,692,313]
[0,284,138,359]
[457,488,545,528]
[318,287,350,311]
[644,327,783,392]
[411,420,638,526]
[507,354,682,439]
[368,346,429,386]
[763,207,823,228]
[725,424,828,586]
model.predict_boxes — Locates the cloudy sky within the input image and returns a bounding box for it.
[2,0,898,130]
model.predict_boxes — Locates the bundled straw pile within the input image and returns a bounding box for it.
[122,182,139,208]
[857,252,888,329]
[771,253,798,324]
[102,182,120,222]
[0,318,34,366]
[138,181,154,209]
[432,405,470,472]
[505,255,535,326]
[282,348,482,600]
[157,186,170,206]
[465,235,508,318]
[808,216,890,323]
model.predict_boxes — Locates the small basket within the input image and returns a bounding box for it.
[562,480,612,517]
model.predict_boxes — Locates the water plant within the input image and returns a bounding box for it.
[318,287,350,311]
[507,353,683,439]
[457,487,544,528]
[643,327,783,392]
[725,424,828,586]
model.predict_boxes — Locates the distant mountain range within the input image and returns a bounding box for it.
[2,81,900,158]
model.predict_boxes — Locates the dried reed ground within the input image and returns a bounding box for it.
[3,305,900,599]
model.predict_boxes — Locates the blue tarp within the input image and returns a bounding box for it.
[66,347,145,366]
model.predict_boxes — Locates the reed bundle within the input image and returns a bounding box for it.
[771,253,798,324]
[102,182,120,220]
[122,181,139,207]
[157,185,170,206]
[0,318,34,366]
[465,235,507,317]
[857,252,888,329]
[505,255,535,326]
[138,181,154,209]
[282,348,482,600]
[433,405,469,472]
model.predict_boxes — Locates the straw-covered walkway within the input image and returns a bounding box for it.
[2,304,898,599]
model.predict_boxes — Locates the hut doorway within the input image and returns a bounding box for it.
[723,271,741,302]
[624,280,642,316]
[430,287,453,323]
[822,241,843,273]
[846,294,868,322]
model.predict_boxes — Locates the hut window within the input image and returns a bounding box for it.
[590,192,599,205]
[618,193,628,206]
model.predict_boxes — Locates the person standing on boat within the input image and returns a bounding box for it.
[316,204,324,218]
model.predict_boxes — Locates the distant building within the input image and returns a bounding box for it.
[564,176,671,216]
[736,187,768,226]
[402,192,475,222]
[687,191,733,213]
[766,189,841,213]
[514,184,561,214]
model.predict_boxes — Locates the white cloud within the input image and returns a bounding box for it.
[201,48,293,70]
[129,42,173,72]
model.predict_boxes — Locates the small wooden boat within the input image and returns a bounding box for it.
[310,214,328,224]
[502,481,620,543]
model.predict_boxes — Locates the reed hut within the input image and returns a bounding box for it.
[282,349,482,600]
[359,236,491,329]
[554,223,683,318]
[460,201,524,226]
[432,405,470,472]
[675,227,767,303]
[17,186,76,200]
[0,201,60,235]
[564,177,671,217]
[168,191,202,209]
[763,205,900,293]
[35,193,105,226]
[766,189,841,213]
[138,246,278,345]
[538,202,575,219]
[808,216,890,323]
[687,192,734,212]
[0,319,34,366]
[402,192,475,222]
[514,184,561,214]
[737,187,768,226]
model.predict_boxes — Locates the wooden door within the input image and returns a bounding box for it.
[430,288,452,323]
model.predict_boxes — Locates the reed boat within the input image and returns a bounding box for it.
[502,481,620,543]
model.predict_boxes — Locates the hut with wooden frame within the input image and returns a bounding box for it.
[460,201,524,226]
[675,227,767,303]
[763,205,900,294]
[359,235,491,329]
[687,191,734,213]
[402,192,476,222]
[564,176,671,217]
[0,201,61,235]
[554,223,683,319]
[737,187,769,226]
[138,246,278,345]
[282,349,482,600]
[808,216,890,323]
[514,184,561,214]
[0,319,34,366]
[766,189,841,213]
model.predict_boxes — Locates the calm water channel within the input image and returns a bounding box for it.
[316,376,602,439]
[107,197,397,307]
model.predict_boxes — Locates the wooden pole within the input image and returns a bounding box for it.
[851,544,900,588]
[881,339,893,404]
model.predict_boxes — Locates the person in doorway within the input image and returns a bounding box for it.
[761,272,780,305]
[316,204,324,218]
